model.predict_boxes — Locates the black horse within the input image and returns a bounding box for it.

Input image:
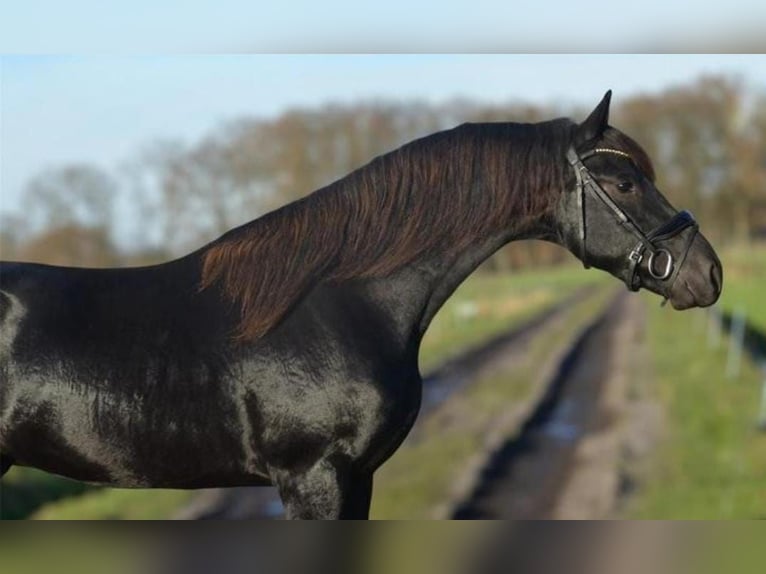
[0,92,722,519]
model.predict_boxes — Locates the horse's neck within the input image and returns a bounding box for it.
[367,224,532,345]
[417,230,516,333]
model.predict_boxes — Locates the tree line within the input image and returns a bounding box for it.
[1,75,764,270]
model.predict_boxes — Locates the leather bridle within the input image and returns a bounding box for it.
[566,146,699,300]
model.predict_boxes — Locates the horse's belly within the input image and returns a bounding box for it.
[1,379,269,488]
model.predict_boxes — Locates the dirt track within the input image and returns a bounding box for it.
[451,292,655,519]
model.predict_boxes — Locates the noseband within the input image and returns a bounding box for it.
[566,147,699,299]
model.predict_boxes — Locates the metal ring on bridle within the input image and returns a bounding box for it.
[647,249,674,280]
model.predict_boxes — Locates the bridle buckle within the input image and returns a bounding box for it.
[628,248,643,264]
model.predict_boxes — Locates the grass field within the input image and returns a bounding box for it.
[0,467,91,520]
[0,534,138,574]
[3,263,604,520]
[30,486,195,521]
[628,242,766,518]
[717,242,766,334]
[419,264,605,370]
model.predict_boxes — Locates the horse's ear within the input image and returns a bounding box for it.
[575,90,612,146]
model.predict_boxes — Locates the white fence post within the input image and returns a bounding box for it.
[758,357,766,432]
[758,363,766,431]
[726,307,746,380]
[707,305,722,349]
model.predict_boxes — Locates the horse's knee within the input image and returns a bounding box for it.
[275,461,373,520]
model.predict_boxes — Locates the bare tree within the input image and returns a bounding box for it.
[29,78,758,269]
[24,165,117,234]
[0,214,26,260]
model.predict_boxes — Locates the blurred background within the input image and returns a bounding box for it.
[0,54,765,527]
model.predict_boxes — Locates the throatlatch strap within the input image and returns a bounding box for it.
[567,148,588,268]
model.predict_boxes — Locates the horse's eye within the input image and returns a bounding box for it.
[617,180,634,193]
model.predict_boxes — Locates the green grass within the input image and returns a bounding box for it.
[626,241,766,518]
[370,284,615,519]
[717,242,766,334]
[628,294,766,518]
[420,264,605,371]
[0,467,92,520]
[4,264,605,520]
[0,534,140,574]
[32,487,194,520]
[0,467,194,521]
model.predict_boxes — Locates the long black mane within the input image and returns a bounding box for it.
[200,119,575,340]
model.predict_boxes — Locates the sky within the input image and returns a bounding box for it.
[1,0,766,247]
[2,54,766,234]
[0,1,764,52]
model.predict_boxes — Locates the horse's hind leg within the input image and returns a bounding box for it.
[0,455,13,478]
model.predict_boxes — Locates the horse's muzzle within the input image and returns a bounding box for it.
[666,236,722,310]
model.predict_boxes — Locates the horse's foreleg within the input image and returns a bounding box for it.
[0,455,13,478]
[275,460,373,520]
[342,472,373,519]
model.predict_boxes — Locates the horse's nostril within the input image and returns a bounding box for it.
[710,263,723,294]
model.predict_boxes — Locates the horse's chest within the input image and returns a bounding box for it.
[241,368,421,474]
[363,372,422,470]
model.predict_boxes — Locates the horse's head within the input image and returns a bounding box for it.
[556,91,722,309]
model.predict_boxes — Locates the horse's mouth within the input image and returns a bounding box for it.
[668,278,719,310]
[668,284,695,310]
